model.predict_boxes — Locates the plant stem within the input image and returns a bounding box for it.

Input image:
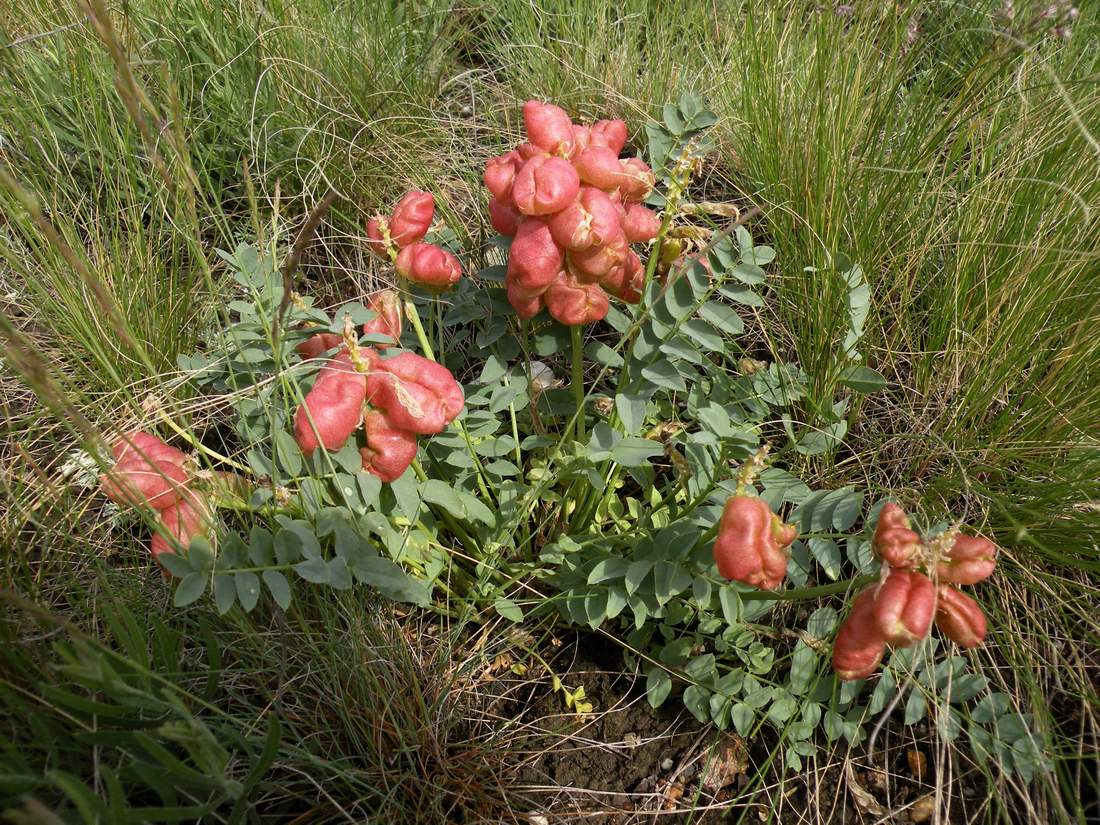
[570,324,585,443]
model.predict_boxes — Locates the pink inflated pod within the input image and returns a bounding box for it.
[361,290,403,348]
[573,145,628,190]
[366,352,465,436]
[567,232,628,282]
[872,503,922,568]
[935,586,988,648]
[507,218,564,295]
[488,197,521,236]
[516,142,550,161]
[506,282,545,320]
[365,216,390,259]
[395,243,462,291]
[293,351,370,455]
[590,119,628,153]
[523,100,575,155]
[712,495,798,591]
[622,204,661,243]
[544,271,610,326]
[872,569,936,647]
[548,186,622,251]
[151,490,212,567]
[511,156,581,216]
[296,331,344,360]
[618,157,656,203]
[610,250,644,304]
[570,124,592,156]
[483,151,523,205]
[100,432,190,511]
[359,408,419,483]
[937,533,998,585]
[833,588,887,681]
[388,190,435,249]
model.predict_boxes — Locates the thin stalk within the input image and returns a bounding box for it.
[570,324,585,442]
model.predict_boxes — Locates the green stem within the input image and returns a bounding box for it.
[738,574,877,602]
[570,324,585,443]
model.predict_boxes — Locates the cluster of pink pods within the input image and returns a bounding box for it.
[833,504,998,680]
[366,191,461,291]
[484,100,661,325]
[99,432,211,571]
[294,340,464,483]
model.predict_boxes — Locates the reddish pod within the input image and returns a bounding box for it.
[568,232,628,282]
[483,151,522,204]
[548,186,622,251]
[359,408,418,483]
[296,331,344,360]
[365,216,389,258]
[590,119,628,153]
[507,218,564,295]
[712,495,798,590]
[511,156,581,216]
[388,190,435,248]
[100,433,190,511]
[937,533,998,585]
[612,251,645,304]
[872,503,922,568]
[573,145,628,190]
[623,204,661,243]
[618,157,656,202]
[523,100,575,156]
[293,351,370,455]
[833,587,888,680]
[488,197,521,236]
[872,569,936,647]
[395,243,461,291]
[366,352,464,436]
[361,289,403,348]
[544,271,610,326]
[150,492,212,563]
[506,282,545,320]
[935,586,988,648]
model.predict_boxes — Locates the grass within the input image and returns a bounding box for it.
[2,0,1098,821]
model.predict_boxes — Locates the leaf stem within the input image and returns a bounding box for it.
[570,324,585,443]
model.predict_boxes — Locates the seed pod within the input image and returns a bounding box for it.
[365,216,389,258]
[366,352,464,436]
[507,218,564,295]
[712,495,798,590]
[294,352,369,455]
[483,151,522,204]
[833,588,887,680]
[512,156,581,216]
[872,569,936,647]
[488,197,521,236]
[590,119,628,153]
[359,409,418,483]
[395,243,462,291]
[360,290,402,348]
[544,271,609,326]
[100,433,189,510]
[296,331,344,360]
[570,124,591,156]
[623,204,661,243]
[935,586,987,648]
[388,191,435,248]
[618,158,656,202]
[872,503,922,568]
[151,492,212,562]
[573,145,627,190]
[937,533,997,585]
[548,186,622,251]
[523,100,575,155]
[612,250,645,305]
[567,232,628,281]
[506,283,544,320]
